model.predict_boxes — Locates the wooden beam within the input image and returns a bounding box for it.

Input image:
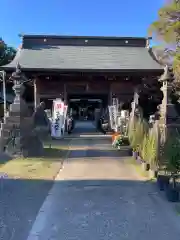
[34,79,37,110]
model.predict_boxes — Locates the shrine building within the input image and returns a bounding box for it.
[1,34,163,120]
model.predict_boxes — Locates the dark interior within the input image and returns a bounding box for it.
[68,94,108,120]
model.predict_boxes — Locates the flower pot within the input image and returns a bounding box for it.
[141,162,150,171]
[157,175,170,191]
[165,185,179,202]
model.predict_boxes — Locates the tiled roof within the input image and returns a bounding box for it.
[1,35,163,72]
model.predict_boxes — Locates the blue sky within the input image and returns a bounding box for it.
[1,0,164,48]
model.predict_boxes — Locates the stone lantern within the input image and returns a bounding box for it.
[159,65,179,125]
[9,63,43,157]
[9,63,29,116]
[158,65,180,143]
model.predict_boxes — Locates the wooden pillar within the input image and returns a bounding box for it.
[34,78,40,110]
[63,83,67,104]
[109,83,113,105]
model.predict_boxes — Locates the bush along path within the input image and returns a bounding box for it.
[126,116,180,203]
[0,139,71,240]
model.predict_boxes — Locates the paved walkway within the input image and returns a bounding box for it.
[27,121,180,240]
[66,120,111,138]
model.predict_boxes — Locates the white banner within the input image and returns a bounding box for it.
[108,105,117,130]
[51,99,67,138]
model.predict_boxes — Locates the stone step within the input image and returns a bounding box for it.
[2,123,20,130]
[0,126,20,137]
[8,111,22,117]
[6,116,20,122]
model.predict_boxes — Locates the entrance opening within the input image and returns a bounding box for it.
[68,94,108,120]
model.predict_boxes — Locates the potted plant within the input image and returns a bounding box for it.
[113,135,122,149]
[112,133,121,147]
[163,132,180,202]
[115,135,129,149]
[157,170,170,191]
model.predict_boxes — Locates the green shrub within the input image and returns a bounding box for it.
[128,118,148,152]
[128,118,136,148]
[141,134,149,160]
[148,133,158,168]
[163,131,180,186]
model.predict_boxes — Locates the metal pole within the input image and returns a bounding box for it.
[0,71,6,118]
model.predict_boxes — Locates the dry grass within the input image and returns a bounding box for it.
[0,144,70,180]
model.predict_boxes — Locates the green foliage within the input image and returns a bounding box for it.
[141,134,149,161]
[173,51,180,78]
[128,118,138,151]
[148,133,158,167]
[149,0,180,79]
[140,133,157,164]
[114,135,129,148]
[128,118,148,152]
[149,1,180,43]
[139,130,159,167]
[0,38,16,66]
[128,118,135,147]
[163,131,180,175]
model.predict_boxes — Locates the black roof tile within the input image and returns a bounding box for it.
[1,35,163,72]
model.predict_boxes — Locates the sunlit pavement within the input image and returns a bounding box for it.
[27,121,180,240]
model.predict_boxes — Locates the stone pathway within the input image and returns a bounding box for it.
[26,123,180,240]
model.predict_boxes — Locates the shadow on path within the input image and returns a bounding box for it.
[0,178,178,240]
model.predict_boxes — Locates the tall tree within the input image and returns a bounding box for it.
[0,38,16,66]
[149,0,180,80]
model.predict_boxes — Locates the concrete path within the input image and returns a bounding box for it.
[66,120,111,138]
[27,127,180,240]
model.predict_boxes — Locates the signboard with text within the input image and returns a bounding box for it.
[51,99,68,138]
